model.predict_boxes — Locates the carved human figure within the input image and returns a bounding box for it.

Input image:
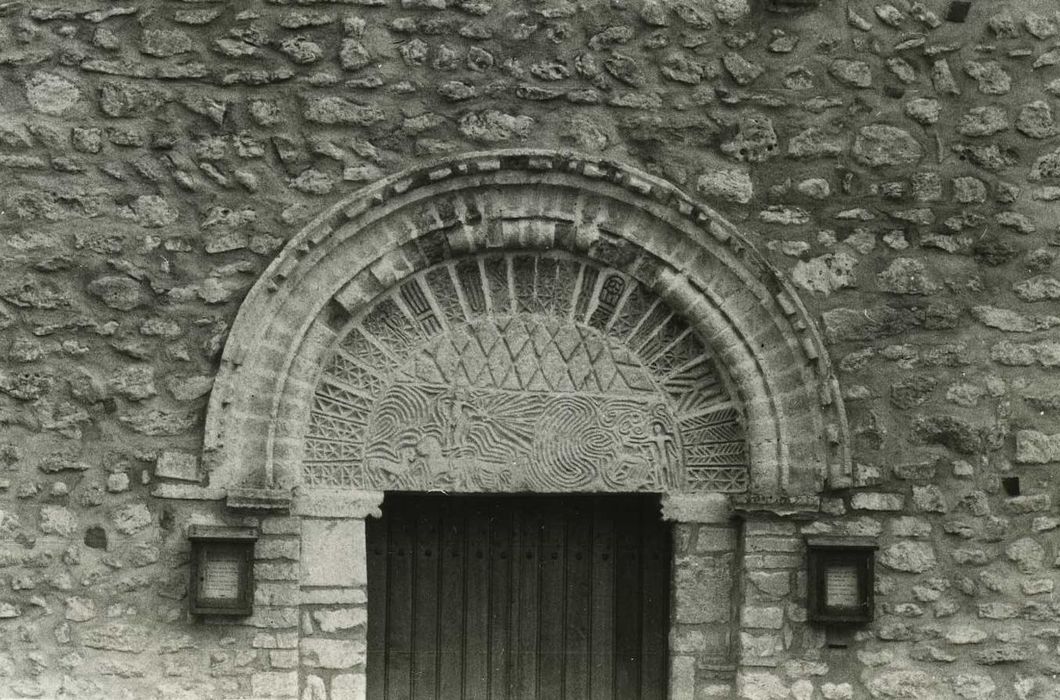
[648,421,677,486]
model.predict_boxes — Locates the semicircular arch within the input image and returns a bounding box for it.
[203,149,849,504]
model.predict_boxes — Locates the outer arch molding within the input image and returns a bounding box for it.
[203,149,850,505]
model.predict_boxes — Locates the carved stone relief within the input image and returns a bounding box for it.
[304,252,749,493]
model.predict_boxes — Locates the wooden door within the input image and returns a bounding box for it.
[367,494,671,700]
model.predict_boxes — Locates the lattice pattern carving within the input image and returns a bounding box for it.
[304,252,748,492]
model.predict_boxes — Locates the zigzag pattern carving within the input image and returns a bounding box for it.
[304,251,748,492]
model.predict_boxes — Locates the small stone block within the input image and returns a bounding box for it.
[155,451,200,482]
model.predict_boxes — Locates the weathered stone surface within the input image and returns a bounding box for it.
[1016,100,1055,138]
[87,276,144,311]
[64,596,96,622]
[340,39,372,71]
[81,624,149,654]
[721,113,778,162]
[964,61,1012,94]
[119,408,198,435]
[311,608,366,633]
[723,53,763,85]
[829,59,872,87]
[904,98,940,125]
[823,306,917,343]
[675,554,732,624]
[155,451,200,481]
[458,111,533,142]
[25,72,84,115]
[109,365,156,401]
[131,195,179,228]
[1030,147,1060,180]
[301,520,366,587]
[791,253,856,295]
[788,128,844,158]
[880,542,936,573]
[853,125,923,167]
[1013,276,1060,302]
[957,106,1009,137]
[300,638,364,669]
[100,82,170,118]
[332,673,366,700]
[303,97,385,125]
[851,493,904,511]
[877,258,939,295]
[1006,537,1045,573]
[250,671,298,698]
[991,341,1060,367]
[696,168,753,203]
[166,375,214,401]
[140,29,194,57]
[111,503,152,535]
[1016,430,1060,464]
[39,505,77,537]
[913,415,985,454]
[973,305,1060,332]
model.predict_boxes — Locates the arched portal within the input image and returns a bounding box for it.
[193,150,853,697]
[203,149,850,502]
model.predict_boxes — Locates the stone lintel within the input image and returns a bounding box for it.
[660,493,732,523]
[227,487,293,512]
[732,492,820,518]
[293,489,383,519]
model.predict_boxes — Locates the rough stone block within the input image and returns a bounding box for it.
[301,519,366,587]
[250,671,298,698]
[312,608,366,633]
[300,638,365,669]
[742,606,784,630]
[880,542,936,573]
[1016,430,1060,464]
[850,493,904,511]
[155,451,200,482]
[332,673,366,700]
[674,554,733,624]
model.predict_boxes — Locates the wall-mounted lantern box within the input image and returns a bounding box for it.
[806,536,877,625]
[188,525,257,617]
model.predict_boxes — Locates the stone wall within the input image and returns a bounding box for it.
[0,0,1059,698]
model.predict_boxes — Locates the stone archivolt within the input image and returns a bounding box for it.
[305,252,748,493]
[205,150,849,501]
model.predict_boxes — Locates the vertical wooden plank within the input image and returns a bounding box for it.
[488,500,512,699]
[366,507,389,698]
[513,499,541,699]
[386,498,414,700]
[614,496,643,700]
[464,503,491,699]
[588,497,615,700]
[411,498,441,697]
[438,500,467,699]
[538,497,567,697]
[563,497,592,700]
[640,497,671,700]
